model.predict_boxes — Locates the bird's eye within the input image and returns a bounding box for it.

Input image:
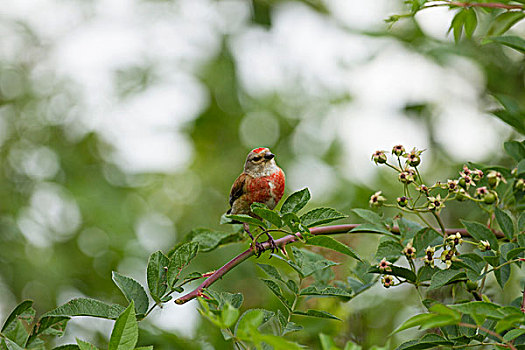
[252,156,262,162]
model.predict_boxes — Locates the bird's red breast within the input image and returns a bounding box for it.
[245,168,285,209]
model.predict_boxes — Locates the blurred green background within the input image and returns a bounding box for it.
[0,0,523,348]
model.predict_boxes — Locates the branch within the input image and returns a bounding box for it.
[449,1,524,10]
[174,224,504,304]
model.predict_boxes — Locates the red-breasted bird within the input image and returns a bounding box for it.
[227,147,285,255]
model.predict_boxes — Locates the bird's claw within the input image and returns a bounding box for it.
[265,237,278,256]
[253,241,265,257]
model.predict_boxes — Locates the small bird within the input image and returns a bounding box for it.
[227,147,285,255]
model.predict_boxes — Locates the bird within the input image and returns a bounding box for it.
[227,147,285,255]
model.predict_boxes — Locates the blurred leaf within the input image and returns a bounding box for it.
[448,301,502,319]
[251,203,282,228]
[503,328,525,342]
[396,333,453,349]
[464,8,477,38]
[306,236,361,261]
[1,300,34,333]
[374,239,404,262]
[53,345,81,350]
[519,212,525,233]
[488,35,525,53]
[2,338,24,350]
[300,207,347,227]
[319,333,339,350]
[428,269,466,290]
[280,188,310,214]
[286,247,338,278]
[461,220,499,250]
[255,334,302,350]
[235,309,264,338]
[494,207,514,239]
[3,320,29,347]
[76,340,98,350]
[167,242,199,287]
[450,10,465,42]
[205,290,244,309]
[112,272,149,316]
[393,313,458,334]
[417,265,438,282]
[397,218,422,240]
[221,303,239,328]
[108,301,138,350]
[225,214,266,228]
[257,263,284,283]
[494,254,511,288]
[351,209,385,227]
[492,109,525,135]
[350,223,396,238]
[43,298,125,319]
[488,12,525,36]
[293,309,340,320]
[286,279,299,294]
[413,228,442,257]
[299,286,352,298]
[506,247,525,260]
[146,251,169,303]
[368,265,416,282]
[283,321,303,335]
[504,140,525,161]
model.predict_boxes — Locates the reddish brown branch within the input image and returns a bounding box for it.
[449,1,524,9]
[174,224,503,305]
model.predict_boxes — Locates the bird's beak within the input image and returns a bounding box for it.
[264,152,275,160]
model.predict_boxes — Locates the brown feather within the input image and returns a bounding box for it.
[229,172,250,207]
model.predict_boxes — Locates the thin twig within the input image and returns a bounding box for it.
[458,322,517,350]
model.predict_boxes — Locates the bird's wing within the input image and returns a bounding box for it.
[229,173,250,207]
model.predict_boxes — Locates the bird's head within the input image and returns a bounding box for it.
[244,147,278,176]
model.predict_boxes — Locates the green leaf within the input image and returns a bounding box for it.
[261,279,291,308]
[167,242,199,287]
[251,203,282,228]
[319,333,339,350]
[1,300,34,333]
[221,303,240,328]
[235,309,265,338]
[464,8,477,38]
[398,218,422,240]
[2,338,24,350]
[43,298,125,319]
[300,207,347,227]
[187,228,240,252]
[205,290,244,309]
[396,333,453,349]
[519,212,525,234]
[494,254,511,289]
[283,321,303,335]
[368,265,416,282]
[488,12,525,36]
[413,228,441,257]
[506,247,525,260]
[493,109,525,135]
[293,309,340,320]
[417,265,438,282]
[494,207,514,239]
[428,269,466,290]
[112,272,149,315]
[225,214,266,228]
[76,339,98,350]
[255,334,303,350]
[392,314,435,334]
[461,220,499,250]
[299,286,352,298]
[286,247,338,278]
[489,35,525,53]
[448,301,502,319]
[351,209,385,227]
[374,239,404,262]
[146,251,169,302]
[393,313,458,334]
[306,236,361,261]
[503,328,525,342]
[53,345,81,350]
[450,10,466,42]
[350,223,396,238]
[280,188,311,214]
[108,301,138,350]
[518,159,525,176]
[257,263,284,283]
[286,279,299,294]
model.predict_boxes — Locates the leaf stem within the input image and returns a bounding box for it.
[457,322,516,350]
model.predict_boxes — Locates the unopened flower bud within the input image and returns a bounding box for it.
[397,196,408,207]
[515,178,525,192]
[372,151,387,164]
[392,145,405,157]
[456,188,467,201]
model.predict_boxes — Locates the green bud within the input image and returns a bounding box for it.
[483,191,497,205]
[466,281,478,291]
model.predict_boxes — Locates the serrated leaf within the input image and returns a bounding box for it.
[108,301,138,350]
[503,328,525,342]
[494,207,514,239]
[221,303,239,328]
[205,290,244,309]
[146,251,169,302]
[112,272,149,315]
[261,279,291,308]
[494,254,511,289]
[235,309,265,337]
[368,265,416,282]
[43,298,125,319]
[306,236,361,261]
[251,203,282,228]
[283,321,303,335]
[280,188,311,214]
[299,286,352,298]
[225,214,266,228]
[287,247,338,278]
[257,263,284,283]
[300,207,346,227]
[374,239,404,262]
[448,301,502,319]
[413,228,441,257]
[293,309,340,320]
[188,228,240,252]
[461,220,499,250]
[1,300,34,333]
[489,35,525,53]
[428,269,466,290]
[167,242,199,287]
[351,208,385,227]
